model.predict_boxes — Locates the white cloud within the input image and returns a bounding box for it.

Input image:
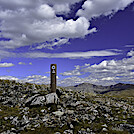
[53,4,70,14]
[0,76,18,81]
[0,63,14,67]
[45,0,82,5]
[127,50,134,56]
[37,4,55,19]
[1,50,134,86]
[0,50,15,59]
[125,45,134,47]
[22,75,50,84]
[60,70,82,76]
[34,38,69,50]
[102,77,115,81]
[0,0,132,50]
[77,0,134,19]
[0,1,96,50]
[18,62,26,65]
[24,50,120,59]
[60,50,134,86]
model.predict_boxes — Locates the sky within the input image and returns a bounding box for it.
[0,0,134,86]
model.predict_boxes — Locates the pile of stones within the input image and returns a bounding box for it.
[0,80,134,134]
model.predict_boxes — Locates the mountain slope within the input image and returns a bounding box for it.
[66,83,134,95]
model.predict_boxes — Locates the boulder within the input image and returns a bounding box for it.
[53,111,64,117]
[45,93,59,105]
[30,96,46,106]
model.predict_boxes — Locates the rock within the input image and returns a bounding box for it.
[10,116,14,120]
[70,124,74,129]
[66,110,74,115]
[87,128,90,132]
[90,115,96,121]
[54,132,61,134]
[11,116,19,126]
[22,115,29,124]
[41,109,47,113]
[42,116,49,122]
[30,96,46,106]
[0,130,16,134]
[102,124,108,128]
[45,93,59,105]
[53,111,64,117]
[0,79,134,134]
[120,124,134,133]
[25,94,40,106]
[102,128,108,131]
[34,123,40,128]
[4,117,8,120]
[63,129,73,134]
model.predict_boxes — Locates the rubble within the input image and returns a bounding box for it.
[0,79,134,134]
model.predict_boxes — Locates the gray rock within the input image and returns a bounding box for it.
[90,115,95,121]
[22,115,29,124]
[54,132,61,134]
[45,93,59,105]
[11,116,19,126]
[70,124,74,129]
[63,129,73,134]
[120,124,134,133]
[66,110,74,115]
[25,94,40,105]
[53,111,64,117]
[30,96,46,106]
[42,116,49,122]
[102,124,108,128]
[4,117,8,120]
[102,128,108,131]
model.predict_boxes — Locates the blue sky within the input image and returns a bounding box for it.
[0,0,134,86]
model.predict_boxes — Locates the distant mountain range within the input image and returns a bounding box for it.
[66,83,134,94]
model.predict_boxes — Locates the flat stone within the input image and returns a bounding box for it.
[102,128,108,131]
[102,124,108,128]
[63,129,73,134]
[53,111,64,117]
[66,110,74,115]
[54,132,61,134]
[30,96,46,106]
[45,93,59,104]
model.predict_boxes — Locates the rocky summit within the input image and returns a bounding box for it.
[0,79,134,134]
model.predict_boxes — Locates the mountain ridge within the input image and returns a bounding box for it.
[66,82,134,94]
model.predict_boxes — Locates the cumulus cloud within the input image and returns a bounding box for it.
[0,50,15,59]
[53,4,70,14]
[0,0,133,50]
[22,75,50,84]
[60,65,82,76]
[24,50,120,59]
[0,63,14,67]
[60,50,134,86]
[0,76,18,81]
[0,0,96,50]
[127,50,134,56]
[0,75,50,85]
[1,50,134,86]
[77,0,134,19]
[18,62,26,65]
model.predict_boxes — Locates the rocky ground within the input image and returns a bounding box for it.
[0,79,134,134]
